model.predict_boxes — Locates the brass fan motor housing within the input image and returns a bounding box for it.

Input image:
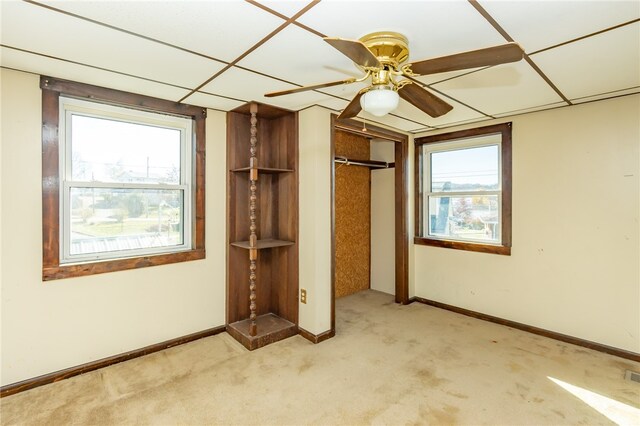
[359,32,410,69]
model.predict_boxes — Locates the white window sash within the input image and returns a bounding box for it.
[59,96,193,264]
[422,135,503,245]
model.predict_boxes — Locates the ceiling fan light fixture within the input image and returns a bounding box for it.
[360,86,399,117]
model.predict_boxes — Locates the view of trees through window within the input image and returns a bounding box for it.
[69,188,183,255]
[425,142,501,243]
[64,109,189,259]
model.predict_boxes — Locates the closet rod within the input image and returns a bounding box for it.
[334,156,394,169]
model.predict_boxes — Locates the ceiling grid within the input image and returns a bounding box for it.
[0,0,637,133]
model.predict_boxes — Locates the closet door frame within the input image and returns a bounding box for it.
[330,115,410,332]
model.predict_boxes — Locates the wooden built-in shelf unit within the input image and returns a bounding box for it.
[226,102,299,351]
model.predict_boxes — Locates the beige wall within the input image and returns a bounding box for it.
[370,140,396,295]
[0,69,228,386]
[1,68,637,386]
[298,107,333,335]
[413,95,640,353]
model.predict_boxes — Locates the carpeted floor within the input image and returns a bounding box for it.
[1,290,639,425]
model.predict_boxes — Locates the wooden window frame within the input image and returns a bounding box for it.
[414,123,512,255]
[41,76,206,280]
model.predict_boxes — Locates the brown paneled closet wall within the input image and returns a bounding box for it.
[334,130,371,298]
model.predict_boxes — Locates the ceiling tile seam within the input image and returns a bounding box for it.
[0,44,195,92]
[230,64,351,102]
[427,66,492,86]
[22,0,333,104]
[178,0,321,103]
[404,75,494,119]
[244,0,326,37]
[297,104,419,133]
[529,18,640,56]
[22,0,230,66]
[492,101,567,117]
[469,0,572,106]
[193,90,246,103]
[569,86,640,102]
[430,117,492,129]
[570,90,640,107]
[386,112,434,128]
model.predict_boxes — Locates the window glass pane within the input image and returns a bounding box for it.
[71,115,181,184]
[69,188,183,256]
[428,195,500,243]
[429,145,499,192]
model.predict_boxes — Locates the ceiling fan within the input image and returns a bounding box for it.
[265,32,524,120]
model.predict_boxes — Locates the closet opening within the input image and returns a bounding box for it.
[330,116,409,332]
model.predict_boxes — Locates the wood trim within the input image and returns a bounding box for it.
[394,139,410,304]
[414,237,511,255]
[41,76,204,117]
[331,115,410,310]
[43,250,206,281]
[414,122,512,255]
[41,76,206,281]
[334,117,407,143]
[411,297,640,362]
[0,326,226,398]
[298,327,336,344]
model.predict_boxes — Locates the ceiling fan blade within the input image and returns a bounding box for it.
[324,37,382,69]
[399,84,453,118]
[408,42,524,76]
[265,78,356,97]
[338,91,364,120]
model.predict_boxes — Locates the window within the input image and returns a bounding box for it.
[414,123,512,255]
[41,76,206,280]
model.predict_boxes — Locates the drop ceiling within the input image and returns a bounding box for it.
[1,0,638,133]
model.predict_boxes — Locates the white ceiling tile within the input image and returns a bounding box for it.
[433,61,564,116]
[37,0,286,62]
[315,98,349,112]
[492,102,567,118]
[571,88,640,105]
[182,92,246,112]
[297,0,506,61]
[238,24,360,86]
[0,46,190,101]
[319,80,367,100]
[428,116,492,130]
[396,90,485,128]
[414,67,490,86]
[481,1,640,53]
[0,1,223,88]
[200,67,340,110]
[358,112,417,132]
[255,0,311,18]
[530,23,640,100]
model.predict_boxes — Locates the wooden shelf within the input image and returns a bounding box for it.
[227,102,298,351]
[227,313,297,351]
[230,239,295,249]
[231,167,293,174]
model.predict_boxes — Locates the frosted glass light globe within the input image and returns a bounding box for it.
[360,88,400,117]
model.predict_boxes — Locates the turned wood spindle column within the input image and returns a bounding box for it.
[248,103,259,337]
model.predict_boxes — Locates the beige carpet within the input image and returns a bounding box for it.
[2,290,639,425]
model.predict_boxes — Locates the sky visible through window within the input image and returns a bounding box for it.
[71,114,181,185]
[430,144,499,192]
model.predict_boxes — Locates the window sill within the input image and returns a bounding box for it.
[43,249,206,281]
[414,237,511,255]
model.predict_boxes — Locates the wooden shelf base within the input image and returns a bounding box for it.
[230,239,295,249]
[227,313,297,351]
